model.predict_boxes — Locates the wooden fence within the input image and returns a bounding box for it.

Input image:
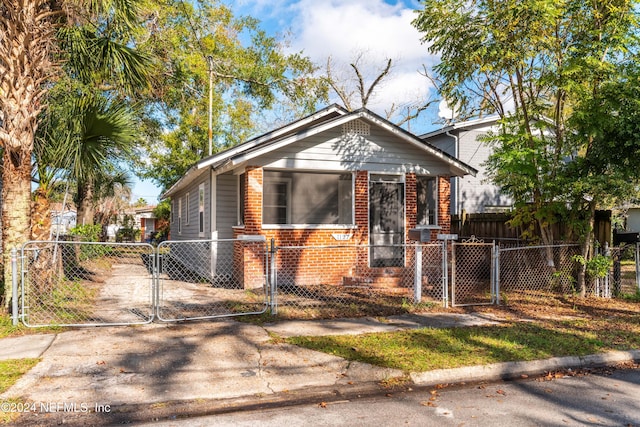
[451,210,612,245]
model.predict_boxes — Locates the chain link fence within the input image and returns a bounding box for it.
[609,243,640,297]
[17,237,635,327]
[156,239,269,321]
[451,240,496,306]
[21,241,155,327]
[498,244,581,299]
[272,243,446,317]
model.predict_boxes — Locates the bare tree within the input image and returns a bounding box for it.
[326,52,392,111]
[326,52,437,130]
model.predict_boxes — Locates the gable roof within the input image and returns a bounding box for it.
[163,105,477,198]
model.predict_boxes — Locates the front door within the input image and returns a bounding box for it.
[369,175,404,267]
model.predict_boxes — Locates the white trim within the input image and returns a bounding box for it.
[263,176,291,224]
[198,183,205,238]
[261,224,358,230]
[416,175,439,226]
[185,192,190,225]
[419,115,500,139]
[237,234,267,241]
[178,197,182,235]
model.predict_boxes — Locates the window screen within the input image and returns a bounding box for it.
[417,176,437,225]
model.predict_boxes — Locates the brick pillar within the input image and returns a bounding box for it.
[234,166,265,289]
[354,171,369,245]
[244,167,263,234]
[438,175,451,234]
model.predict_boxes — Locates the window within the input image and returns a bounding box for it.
[263,171,353,225]
[185,192,190,224]
[263,179,291,224]
[417,176,437,226]
[198,184,205,237]
[178,198,182,234]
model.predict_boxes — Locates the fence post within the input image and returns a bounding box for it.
[414,243,422,303]
[491,241,499,305]
[442,240,448,308]
[11,247,19,326]
[636,242,640,293]
[269,239,277,315]
[603,242,611,298]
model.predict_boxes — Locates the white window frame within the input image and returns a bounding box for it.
[185,192,190,225]
[198,183,205,237]
[416,175,438,227]
[263,178,292,225]
[178,197,182,234]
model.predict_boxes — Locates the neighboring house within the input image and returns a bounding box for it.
[134,205,158,243]
[50,203,77,237]
[162,105,476,288]
[421,116,513,215]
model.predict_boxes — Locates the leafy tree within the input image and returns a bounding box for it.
[0,0,150,306]
[131,0,328,192]
[152,200,171,241]
[414,0,640,296]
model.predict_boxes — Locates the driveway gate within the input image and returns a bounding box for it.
[18,239,269,327]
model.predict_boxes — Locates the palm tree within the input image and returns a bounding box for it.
[0,0,150,306]
[67,95,138,226]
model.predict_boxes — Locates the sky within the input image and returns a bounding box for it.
[132,0,442,204]
[235,0,440,123]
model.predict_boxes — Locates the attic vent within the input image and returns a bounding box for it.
[342,120,370,136]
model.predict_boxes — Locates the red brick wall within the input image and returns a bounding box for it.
[232,168,453,290]
[438,175,451,235]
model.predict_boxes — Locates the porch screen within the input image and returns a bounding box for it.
[263,171,353,225]
[417,176,437,225]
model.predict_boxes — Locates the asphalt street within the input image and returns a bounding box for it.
[147,365,640,427]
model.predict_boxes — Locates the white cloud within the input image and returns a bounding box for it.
[230,0,438,128]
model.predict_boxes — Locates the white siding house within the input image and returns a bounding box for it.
[162,105,477,287]
[421,116,513,215]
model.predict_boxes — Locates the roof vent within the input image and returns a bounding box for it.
[342,120,370,137]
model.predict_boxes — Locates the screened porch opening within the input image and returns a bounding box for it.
[263,171,353,225]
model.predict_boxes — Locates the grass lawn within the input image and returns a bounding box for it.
[287,294,640,373]
[0,359,39,394]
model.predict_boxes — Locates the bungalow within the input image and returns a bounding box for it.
[162,105,476,289]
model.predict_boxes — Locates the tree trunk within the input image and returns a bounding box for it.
[76,181,95,226]
[0,0,56,308]
[31,188,52,241]
[577,201,597,297]
[2,149,33,307]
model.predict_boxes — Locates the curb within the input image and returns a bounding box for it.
[410,349,640,386]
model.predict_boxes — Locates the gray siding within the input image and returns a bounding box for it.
[169,175,210,241]
[455,129,511,214]
[216,173,238,239]
[425,125,512,215]
[255,126,454,175]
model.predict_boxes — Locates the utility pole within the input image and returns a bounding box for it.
[207,55,214,156]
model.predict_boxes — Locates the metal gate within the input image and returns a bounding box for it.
[155,239,269,322]
[451,238,497,306]
[20,241,156,327]
[18,239,269,327]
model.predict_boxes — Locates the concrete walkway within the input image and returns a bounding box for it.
[1,314,639,426]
